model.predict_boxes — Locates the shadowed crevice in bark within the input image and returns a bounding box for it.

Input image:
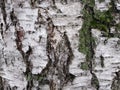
[61,0,68,4]
[0,76,4,90]
[100,55,104,68]
[30,0,38,7]
[0,0,7,28]
[10,8,19,27]
[0,77,17,90]
[109,0,120,13]
[90,71,100,90]
[0,23,4,39]
[111,70,120,90]
[16,37,33,90]
[52,0,56,5]
[24,46,33,90]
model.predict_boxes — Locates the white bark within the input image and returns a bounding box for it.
[0,0,120,90]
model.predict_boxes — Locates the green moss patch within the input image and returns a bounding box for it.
[26,73,44,81]
[80,62,89,70]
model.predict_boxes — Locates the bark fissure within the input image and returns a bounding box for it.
[34,12,75,89]
[0,0,7,27]
[111,70,120,90]
[0,76,4,90]
[0,0,120,90]
[12,11,34,90]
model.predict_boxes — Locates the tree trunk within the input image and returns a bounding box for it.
[0,0,120,90]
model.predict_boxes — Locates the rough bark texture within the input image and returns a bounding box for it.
[0,0,120,90]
